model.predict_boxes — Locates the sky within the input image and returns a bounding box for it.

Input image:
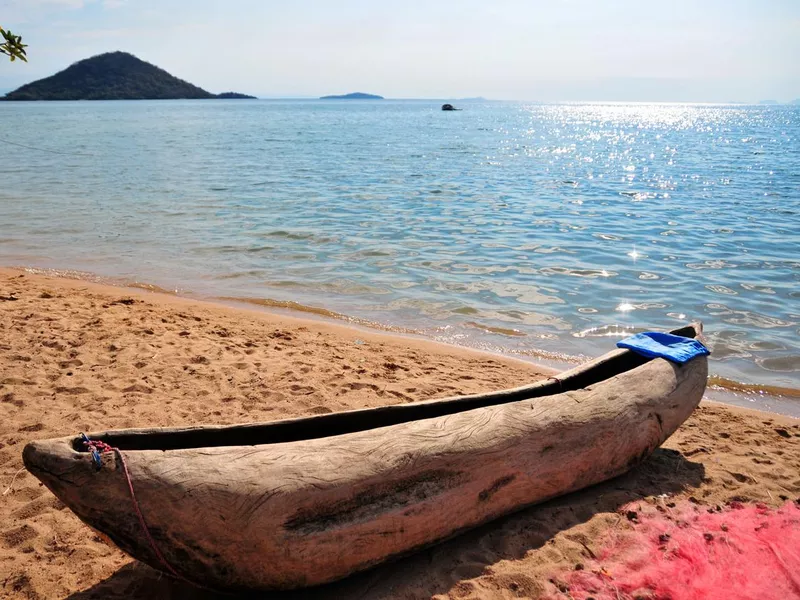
[1,0,799,102]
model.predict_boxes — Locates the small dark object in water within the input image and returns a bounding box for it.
[441,103,460,111]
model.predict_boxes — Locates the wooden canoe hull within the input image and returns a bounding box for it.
[23,325,707,591]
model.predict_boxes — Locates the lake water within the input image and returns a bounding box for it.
[1,100,798,407]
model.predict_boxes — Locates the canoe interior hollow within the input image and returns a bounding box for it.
[72,325,700,453]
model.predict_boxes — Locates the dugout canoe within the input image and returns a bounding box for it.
[23,323,708,592]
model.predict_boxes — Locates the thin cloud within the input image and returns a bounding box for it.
[10,0,93,7]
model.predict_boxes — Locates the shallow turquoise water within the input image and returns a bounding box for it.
[1,100,798,394]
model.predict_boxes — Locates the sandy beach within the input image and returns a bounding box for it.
[1,267,798,600]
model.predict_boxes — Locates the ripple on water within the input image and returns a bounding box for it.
[573,324,647,338]
[705,304,795,329]
[757,355,800,373]
[686,260,739,270]
[465,321,526,337]
[540,266,617,278]
[749,340,786,351]
[705,284,738,296]
[740,283,776,295]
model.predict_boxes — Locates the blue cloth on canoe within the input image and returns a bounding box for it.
[616,332,709,364]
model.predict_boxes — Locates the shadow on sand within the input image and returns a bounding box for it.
[66,448,704,600]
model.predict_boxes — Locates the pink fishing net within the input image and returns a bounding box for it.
[549,500,800,600]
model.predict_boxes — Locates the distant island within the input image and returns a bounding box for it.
[2,52,255,101]
[320,92,384,100]
[216,92,257,99]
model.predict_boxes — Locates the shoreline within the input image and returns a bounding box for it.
[1,267,798,600]
[0,266,557,375]
[7,265,799,417]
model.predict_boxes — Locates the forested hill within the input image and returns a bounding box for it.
[2,52,252,101]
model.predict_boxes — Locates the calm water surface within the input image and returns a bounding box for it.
[1,100,798,402]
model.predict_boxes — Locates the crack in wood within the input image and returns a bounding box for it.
[285,470,466,534]
[478,474,516,502]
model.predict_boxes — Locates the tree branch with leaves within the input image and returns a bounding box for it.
[1,27,27,62]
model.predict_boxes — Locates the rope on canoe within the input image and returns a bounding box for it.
[547,375,564,391]
[80,433,198,587]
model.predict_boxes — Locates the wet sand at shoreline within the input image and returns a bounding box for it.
[1,267,798,599]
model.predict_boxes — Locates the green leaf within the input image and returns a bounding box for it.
[0,25,27,62]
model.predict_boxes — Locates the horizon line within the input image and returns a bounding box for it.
[222,97,800,105]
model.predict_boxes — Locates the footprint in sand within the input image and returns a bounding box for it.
[54,386,91,394]
[1,524,38,548]
[345,382,380,392]
[121,384,153,394]
[387,390,414,402]
[6,486,45,502]
[42,340,66,351]
[289,384,315,395]
[11,497,64,520]
[2,392,23,407]
[17,423,45,433]
[58,359,83,369]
